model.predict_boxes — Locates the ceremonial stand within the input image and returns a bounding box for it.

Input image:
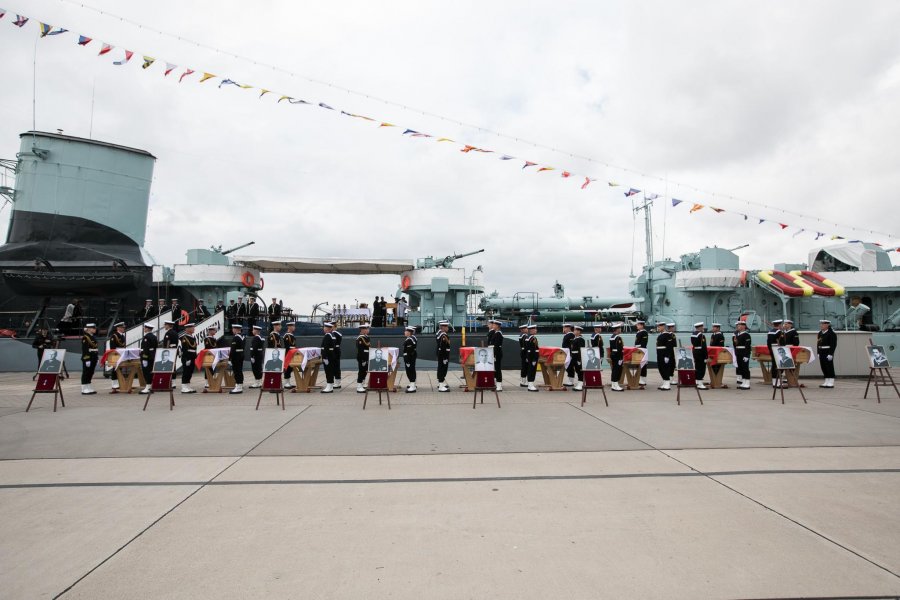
[364,371,390,410]
[144,372,175,411]
[581,370,608,407]
[472,371,500,409]
[201,353,234,393]
[752,346,773,384]
[459,347,477,391]
[772,368,807,404]
[707,347,733,389]
[675,370,703,406]
[108,349,145,393]
[623,348,645,390]
[287,348,322,393]
[257,371,285,410]
[864,367,900,403]
[26,372,65,412]
[538,348,567,391]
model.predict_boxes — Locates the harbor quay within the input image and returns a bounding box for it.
[1,369,899,599]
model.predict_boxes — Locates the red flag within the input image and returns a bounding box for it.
[561,171,571,178]
[98,43,113,56]
[179,68,195,83]
[522,161,537,169]
[581,177,595,190]
[779,223,788,229]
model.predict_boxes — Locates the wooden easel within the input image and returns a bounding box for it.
[364,371,390,410]
[257,371,285,410]
[864,339,899,402]
[473,371,500,409]
[771,368,806,404]
[144,372,175,411]
[26,373,65,412]
[675,370,703,406]
[580,370,608,407]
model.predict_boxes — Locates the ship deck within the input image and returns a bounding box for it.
[1,370,899,599]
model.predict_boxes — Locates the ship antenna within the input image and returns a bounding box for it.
[31,37,38,141]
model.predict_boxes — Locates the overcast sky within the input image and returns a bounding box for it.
[1,0,899,315]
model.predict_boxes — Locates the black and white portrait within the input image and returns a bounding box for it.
[368,348,389,372]
[474,347,494,372]
[581,347,602,371]
[38,349,65,373]
[774,346,796,369]
[868,345,890,368]
[263,348,284,372]
[153,349,176,373]
[676,347,694,371]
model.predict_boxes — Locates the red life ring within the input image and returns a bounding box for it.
[401,275,411,291]
[178,309,190,326]
[241,272,255,287]
[259,277,265,291]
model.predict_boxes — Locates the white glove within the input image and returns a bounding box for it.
[142,360,148,367]
[664,358,669,364]
[443,359,448,364]
[743,357,749,363]
[84,361,90,367]
[617,360,623,366]
[250,358,255,364]
[323,359,329,365]
[827,355,833,361]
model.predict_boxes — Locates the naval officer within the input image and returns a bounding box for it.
[355,323,371,393]
[817,319,837,388]
[767,319,784,387]
[525,324,539,392]
[80,323,99,395]
[590,323,605,368]
[487,319,504,391]
[708,323,725,382]
[518,324,529,387]
[783,319,800,346]
[690,322,708,390]
[571,324,586,391]
[282,321,296,388]
[139,323,157,395]
[161,320,178,350]
[249,325,265,388]
[268,320,283,349]
[320,322,338,393]
[229,323,245,394]
[655,321,675,390]
[436,320,451,392]
[179,322,198,393]
[609,322,625,392]
[107,321,127,392]
[403,325,418,393]
[733,320,752,390]
[561,323,576,387]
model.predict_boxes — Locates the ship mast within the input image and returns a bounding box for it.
[633,195,655,304]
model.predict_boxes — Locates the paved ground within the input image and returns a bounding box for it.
[1,369,899,599]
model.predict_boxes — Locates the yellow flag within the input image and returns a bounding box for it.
[199,72,216,83]
[690,204,704,213]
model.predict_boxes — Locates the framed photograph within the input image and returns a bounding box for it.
[676,347,695,371]
[368,348,389,372]
[38,349,65,374]
[474,347,494,372]
[581,347,602,371]
[152,349,176,373]
[868,345,891,368]
[263,348,285,372]
[773,346,796,369]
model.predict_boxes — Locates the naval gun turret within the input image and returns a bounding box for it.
[416,248,485,269]
[399,249,485,331]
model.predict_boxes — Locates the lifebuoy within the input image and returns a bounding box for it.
[259,277,265,291]
[178,309,190,326]
[241,271,255,287]
[401,275,411,291]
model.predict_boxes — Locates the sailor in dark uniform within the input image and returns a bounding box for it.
[247,298,260,332]
[139,324,157,395]
[817,319,837,388]
[157,298,167,320]
[734,320,752,390]
[436,320,451,392]
[139,299,156,323]
[282,321,296,388]
[690,322,708,390]
[488,319,504,391]
[80,323,99,395]
[609,322,625,392]
[229,323,245,394]
[767,319,784,387]
[571,324,586,391]
[655,321,674,390]
[634,320,649,387]
[403,325,418,393]
[268,320,283,350]
[195,299,212,322]
[518,324,529,387]
[179,322,198,393]
[170,299,183,331]
[204,326,220,349]
[106,321,127,391]
[332,326,344,388]
[525,324,539,392]
[321,322,338,393]
[249,324,265,388]
[561,323,576,387]
[355,323,371,393]
[783,319,800,346]
[708,323,725,382]
[235,296,246,332]
[590,323,605,369]
[161,320,179,351]
[32,325,54,370]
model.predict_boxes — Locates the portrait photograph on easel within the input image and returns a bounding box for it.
[263,348,285,372]
[773,346,796,370]
[152,349,176,373]
[582,347,602,371]
[37,349,65,374]
[368,348,389,372]
[474,347,494,372]
[676,347,694,371]
[867,345,891,368]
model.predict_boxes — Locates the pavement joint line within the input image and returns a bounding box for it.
[4,468,900,490]
[807,398,900,420]
[660,450,900,582]
[53,405,313,599]
[569,401,900,581]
